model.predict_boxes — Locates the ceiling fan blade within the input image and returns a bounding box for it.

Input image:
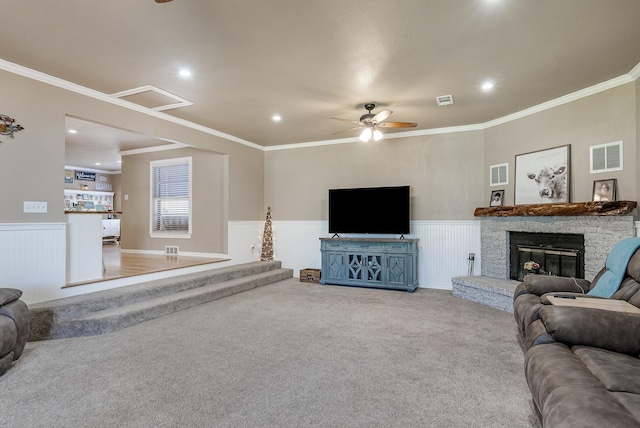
[332,126,363,135]
[155,0,173,3]
[331,117,362,125]
[371,109,392,123]
[377,121,418,128]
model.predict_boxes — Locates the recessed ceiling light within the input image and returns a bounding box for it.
[272,115,282,122]
[95,162,101,166]
[179,69,192,78]
[68,129,77,134]
[482,81,494,91]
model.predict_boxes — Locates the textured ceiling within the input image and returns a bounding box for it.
[2,0,640,170]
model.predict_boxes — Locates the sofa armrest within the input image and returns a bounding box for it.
[523,274,591,296]
[539,305,640,355]
[0,288,22,306]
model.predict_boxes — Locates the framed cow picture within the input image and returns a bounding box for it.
[514,145,570,205]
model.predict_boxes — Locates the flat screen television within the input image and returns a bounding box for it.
[328,186,410,235]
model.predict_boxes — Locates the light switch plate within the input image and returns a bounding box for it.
[24,201,48,213]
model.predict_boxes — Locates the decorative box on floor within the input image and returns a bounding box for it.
[300,268,321,283]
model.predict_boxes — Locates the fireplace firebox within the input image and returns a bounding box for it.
[509,232,585,281]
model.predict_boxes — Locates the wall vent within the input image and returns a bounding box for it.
[490,163,508,186]
[436,95,454,106]
[165,246,179,256]
[591,141,623,173]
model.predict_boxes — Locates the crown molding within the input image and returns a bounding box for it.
[482,74,636,129]
[629,61,640,80]
[263,123,485,151]
[119,143,187,156]
[0,59,262,151]
[266,62,640,151]
[2,58,639,153]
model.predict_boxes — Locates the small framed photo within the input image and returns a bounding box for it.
[592,179,617,202]
[490,190,505,207]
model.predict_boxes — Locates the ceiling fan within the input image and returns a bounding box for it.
[155,0,173,3]
[331,103,417,142]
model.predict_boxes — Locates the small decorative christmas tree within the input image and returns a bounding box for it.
[260,206,274,262]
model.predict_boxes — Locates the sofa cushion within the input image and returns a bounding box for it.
[574,346,640,394]
[612,278,640,302]
[0,288,22,306]
[539,306,640,355]
[524,274,590,295]
[612,392,640,423]
[543,385,640,428]
[524,343,603,413]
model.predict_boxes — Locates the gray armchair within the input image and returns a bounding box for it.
[0,288,30,376]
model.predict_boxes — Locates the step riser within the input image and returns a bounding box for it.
[30,261,281,322]
[30,268,292,341]
[65,261,281,318]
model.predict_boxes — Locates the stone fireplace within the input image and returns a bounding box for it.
[480,209,637,281]
[452,202,637,313]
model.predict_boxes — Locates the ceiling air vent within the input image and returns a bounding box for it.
[436,95,454,106]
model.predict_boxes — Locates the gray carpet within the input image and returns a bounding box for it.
[0,279,539,427]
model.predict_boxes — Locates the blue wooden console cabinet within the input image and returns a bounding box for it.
[320,237,418,292]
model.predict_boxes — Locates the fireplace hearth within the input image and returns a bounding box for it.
[509,232,584,281]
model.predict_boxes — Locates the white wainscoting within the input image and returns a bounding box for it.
[0,223,67,304]
[270,220,482,290]
[411,220,482,289]
[1,220,481,305]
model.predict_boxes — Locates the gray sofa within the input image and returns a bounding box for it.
[513,251,640,427]
[0,288,30,376]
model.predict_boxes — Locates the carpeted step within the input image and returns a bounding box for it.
[29,262,292,341]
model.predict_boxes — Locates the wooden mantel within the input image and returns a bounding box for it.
[474,201,637,217]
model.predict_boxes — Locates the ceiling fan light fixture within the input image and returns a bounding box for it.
[359,127,372,142]
[373,129,383,141]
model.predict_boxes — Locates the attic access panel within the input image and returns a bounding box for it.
[111,85,193,111]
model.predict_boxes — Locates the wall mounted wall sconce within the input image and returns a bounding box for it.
[0,114,25,143]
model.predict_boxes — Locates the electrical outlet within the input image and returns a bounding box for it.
[24,201,47,213]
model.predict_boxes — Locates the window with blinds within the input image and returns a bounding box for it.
[150,157,192,237]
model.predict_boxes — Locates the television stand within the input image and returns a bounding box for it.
[320,237,418,292]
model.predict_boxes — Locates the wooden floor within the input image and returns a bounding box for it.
[64,243,227,288]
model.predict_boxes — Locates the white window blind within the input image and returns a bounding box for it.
[150,157,192,237]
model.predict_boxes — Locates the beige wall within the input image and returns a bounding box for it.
[265,83,638,222]
[2,66,637,243]
[0,69,265,230]
[265,131,485,221]
[121,147,227,254]
[484,83,638,205]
